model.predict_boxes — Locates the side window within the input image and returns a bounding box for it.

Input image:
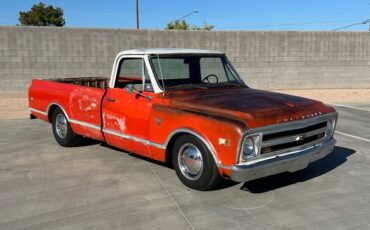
[115,58,153,91]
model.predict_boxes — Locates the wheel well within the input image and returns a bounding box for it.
[165,133,188,168]
[47,105,60,123]
[165,132,217,168]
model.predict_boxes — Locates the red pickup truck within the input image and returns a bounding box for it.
[29,48,337,190]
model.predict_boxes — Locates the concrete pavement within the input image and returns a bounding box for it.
[0,104,369,229]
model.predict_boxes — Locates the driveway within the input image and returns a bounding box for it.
[0,104,369,229]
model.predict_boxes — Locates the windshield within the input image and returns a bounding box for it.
[150,55,245,90]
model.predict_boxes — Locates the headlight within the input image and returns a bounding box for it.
[327,116,337,137]
[240,134,261,162]
[243,138,255,158]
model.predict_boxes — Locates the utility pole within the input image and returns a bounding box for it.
[136,0,140,29]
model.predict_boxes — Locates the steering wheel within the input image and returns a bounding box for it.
[202,74,219,83]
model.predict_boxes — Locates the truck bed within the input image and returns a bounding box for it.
[47,77,109,89]
[29,78,107,141]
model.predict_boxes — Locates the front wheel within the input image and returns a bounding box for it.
[52,107,83,147]
[172,135,220,191]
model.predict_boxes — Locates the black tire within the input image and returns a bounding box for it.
[172,135,220,191]
[51,107,83,147]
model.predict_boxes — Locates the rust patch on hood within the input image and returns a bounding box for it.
[167,88,335,128]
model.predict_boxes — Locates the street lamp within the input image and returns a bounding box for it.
[177,10,199,21]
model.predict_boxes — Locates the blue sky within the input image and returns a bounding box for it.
[0,0,369,31]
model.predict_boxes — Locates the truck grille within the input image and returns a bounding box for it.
[259,121,329,156]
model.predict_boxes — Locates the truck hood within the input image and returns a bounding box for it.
[168,87,335,128]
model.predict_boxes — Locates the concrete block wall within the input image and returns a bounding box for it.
[0,26,369,91]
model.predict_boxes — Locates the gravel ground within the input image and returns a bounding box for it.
[276,89,370,104]
[0,92,28,120]
[1,89,369,120]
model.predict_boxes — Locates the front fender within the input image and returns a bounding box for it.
[149,105,247,168]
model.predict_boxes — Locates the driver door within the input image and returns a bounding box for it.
[102,57,154,157]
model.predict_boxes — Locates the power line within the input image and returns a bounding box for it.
[311,2,370,22]
[218,1,369,31]
[217,19,362,30]
[288,0,353,22]
[333,19,370,31]
[300,1,368,21]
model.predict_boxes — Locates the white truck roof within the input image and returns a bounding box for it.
[118,48,224,55]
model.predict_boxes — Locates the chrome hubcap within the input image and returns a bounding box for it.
[55,114,68,138]
[178,143,203,180]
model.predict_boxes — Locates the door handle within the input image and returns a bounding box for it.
[105,97,116,102]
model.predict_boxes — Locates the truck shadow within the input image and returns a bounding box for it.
[238,146,355,193]
[100,143,172,169]
[79,138,102,147]
[99,143,354,193]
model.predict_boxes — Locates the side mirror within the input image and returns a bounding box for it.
[125,84,135,93]
[125,84,152,101]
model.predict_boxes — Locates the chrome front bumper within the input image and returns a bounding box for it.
[230,138,336,182]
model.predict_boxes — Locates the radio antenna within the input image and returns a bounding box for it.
[156,53,165,89]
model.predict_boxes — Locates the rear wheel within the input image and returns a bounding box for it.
[172,135,220,191]
[51,107,83,147]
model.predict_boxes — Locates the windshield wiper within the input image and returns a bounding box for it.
[168,84,208,90]
[206,82,243,88]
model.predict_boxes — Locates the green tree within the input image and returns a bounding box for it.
[191,22,215,31]
[165,20,214,31]
[19,2,65,26]
[165,20,189,30]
